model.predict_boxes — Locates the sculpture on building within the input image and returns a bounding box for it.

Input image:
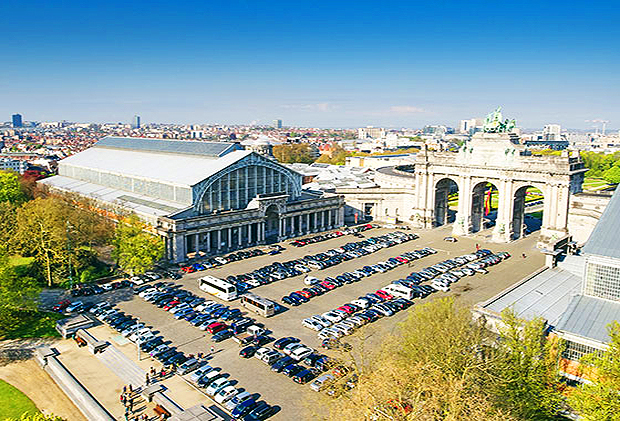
[483,107,516,133]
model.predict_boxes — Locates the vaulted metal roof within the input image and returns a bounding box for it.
[95,136,243,157]
[556,294,620,343]
[583,185,620,259]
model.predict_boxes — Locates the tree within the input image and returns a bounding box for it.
[492,309,565,419]
[13,196,113,287]
[315,146,349,165]
[272,143,316,164]
[112,214,164,275]
[568,322,620,421]
[0,170,25,203]
[0,254,40,337]
[603,163,620,184]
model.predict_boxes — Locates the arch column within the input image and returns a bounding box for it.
[493,179,514,242]
[452,176,472,236]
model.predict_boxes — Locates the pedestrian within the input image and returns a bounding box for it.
[210,346,215,354]
[522,253,526,258]
[120,393,124,404]
[123,385,127,394]
[145,373,150,386]
[128,383,133,393]
[476,243,480,251]
[129,398,133,412]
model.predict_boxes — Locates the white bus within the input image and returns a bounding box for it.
[240,293,276,317]
[383,284,416,300]
[199,276,237,301]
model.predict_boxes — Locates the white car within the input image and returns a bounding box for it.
[121,323,144,337]
[304,276,321,286]
[214,385,238,404]
[254,347,271,361]
[333,323,354,336]
[214,257,227,265]
[129,327,151,342]
[311,315,331,328]
[283,343,305,356]
[139,287,157,298]
[290,346,314,361]
[89,302,109,314]
[206,377,230,396]
[190,364,213,382]
[430,282,450,292]
[302,318,323,331]
[169,303,190,314]
[351,299,370,309]
[318,329,339,340]
[345,316,365,327]
[322,311,343,323]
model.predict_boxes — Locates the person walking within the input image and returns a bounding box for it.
[128,383,133,394]
[145,373,150,386]
[210,346,215,354]
[123,385,127,394]
[522,253,527,258]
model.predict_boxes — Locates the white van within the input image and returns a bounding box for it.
[310,373,335,392]
[382,284,415,300]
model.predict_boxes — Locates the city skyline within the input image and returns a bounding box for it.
[1,1,618,129]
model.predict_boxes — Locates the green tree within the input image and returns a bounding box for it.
[315,145,349,165]
[602,163,620,184]
[492,309,565,419]
[272,143,316,163]
[0,170,25,204]
[0,254,40,337]
[568,322,620,421]
[13,196,113,287]
[112,214,164,275]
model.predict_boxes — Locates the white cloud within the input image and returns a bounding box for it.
[389,105,425,114]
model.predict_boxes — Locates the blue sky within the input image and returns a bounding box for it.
[1,0,619,129]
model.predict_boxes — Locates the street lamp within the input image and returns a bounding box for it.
[66,222,74,290]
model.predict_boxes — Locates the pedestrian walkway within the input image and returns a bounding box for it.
[97,344,146,388]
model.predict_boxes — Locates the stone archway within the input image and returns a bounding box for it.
[264,204,280,243]
[434,178,459,227]
[470,181,499,233]
[512,185,544,240]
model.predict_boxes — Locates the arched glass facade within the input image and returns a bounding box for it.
[202,165,297,213]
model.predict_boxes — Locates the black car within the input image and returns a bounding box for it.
[239,345,259,358]
[273,337,299,350]
[243,401,277,420]
[282,364,304,377]
[156,348,176,361]
[270,356,294,372]
[141,337,163,352]
[166,353,187,366]
[212,329,233,342]
[251,335,272,346]
[292,369,316,384]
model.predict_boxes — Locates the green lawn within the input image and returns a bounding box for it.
[0,379,40,419]
[2,311,63,340]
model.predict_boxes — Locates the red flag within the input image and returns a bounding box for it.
[484,188,492,216]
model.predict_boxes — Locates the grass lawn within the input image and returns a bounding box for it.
[0,379,40,419]
[3,311,63,340]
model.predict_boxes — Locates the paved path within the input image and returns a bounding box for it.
[97,344,146,389]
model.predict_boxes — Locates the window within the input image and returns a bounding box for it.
[584,260,620,301]
[562,340,602,361]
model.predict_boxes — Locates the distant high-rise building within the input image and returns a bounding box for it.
[132,115,141,129]
[273,119,283,129]
[459,118,483,134]
[543,124,561,141]
[358,126,385,139]
[12,114,23,128]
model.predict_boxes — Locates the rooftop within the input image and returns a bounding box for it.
[582,185,620,259]
[478,266,581,327]
[95,136,243,157]
[556,294,620,344]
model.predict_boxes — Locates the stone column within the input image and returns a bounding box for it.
[194,233,200,253]
[172,234,185,263]
[205,232,211,253]
[453,176,472,237]
[305,213,310,234]
[238,226,243,246]
[313,212,318,232]
[227,227,232,250]
[248,223,253,244]
[493,179,514,243]
[217,230,222,252]
[282,218,287,238]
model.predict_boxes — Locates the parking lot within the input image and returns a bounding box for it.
[56,225,544,420]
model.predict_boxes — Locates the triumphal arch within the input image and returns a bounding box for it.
[410,108,587,247]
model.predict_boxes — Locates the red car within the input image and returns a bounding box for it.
[297,290,313,299]
[338,305,357,315]
[320,281,336,290]
[163,300,179,311]
[52,300,71,312]
[181,266,196,273]
[395,256,408,263]
[206,322,228,334]
[375,290,394,300]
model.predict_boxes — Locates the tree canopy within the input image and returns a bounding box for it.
[580,151,620,183]
[0,254,39,338]
[112,214,164,275]
[313,297,565,421]
[568,321,620,421]
[0,170,26,204]
[272,143,316,164]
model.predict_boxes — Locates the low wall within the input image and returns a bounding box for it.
[36,347,115,421]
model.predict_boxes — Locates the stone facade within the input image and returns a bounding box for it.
[339,132,589,249]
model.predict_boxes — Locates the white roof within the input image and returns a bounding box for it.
[60,147,252,188]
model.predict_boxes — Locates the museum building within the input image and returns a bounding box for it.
[40,136,344,262]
